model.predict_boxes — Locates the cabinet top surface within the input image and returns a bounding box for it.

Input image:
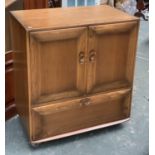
[11,5,138,31]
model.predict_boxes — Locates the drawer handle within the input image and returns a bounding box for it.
[79,51,85,64]
[89,50,96,62]
[80,98,91,106]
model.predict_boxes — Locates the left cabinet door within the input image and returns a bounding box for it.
[30,27,87,105]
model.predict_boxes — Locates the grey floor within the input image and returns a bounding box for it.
[5,20,149,155]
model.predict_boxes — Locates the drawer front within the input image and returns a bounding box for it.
[32,88,131,141]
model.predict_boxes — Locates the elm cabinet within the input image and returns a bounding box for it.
[10,5,139,145]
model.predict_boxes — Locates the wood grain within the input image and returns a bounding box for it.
[32,88,131,140]
[30,27,87,105]
[5,51,14,105]
[10,15,31,137]
[10,6,139,144]
[5,51,17,120]
[10,5,138,31]
[87,21,139,94]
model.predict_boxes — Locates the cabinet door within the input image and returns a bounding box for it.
[30,27,87,105]
[87,22,139,94]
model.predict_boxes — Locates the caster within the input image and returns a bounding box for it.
[31,143,40,148]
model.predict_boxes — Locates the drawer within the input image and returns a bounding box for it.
[32,88,131,141]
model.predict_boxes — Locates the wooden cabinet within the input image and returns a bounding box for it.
[5,51,17,120]
[5,0,23,120]
[10,5,139,145]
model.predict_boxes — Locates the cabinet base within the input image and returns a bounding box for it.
[31,118,130,144]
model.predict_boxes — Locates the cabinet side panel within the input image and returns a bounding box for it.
[10,15,30,137]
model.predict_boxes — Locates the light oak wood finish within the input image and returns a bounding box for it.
[31,118,130,144]
[10,5,139,144]
[11,5,138,31]
[32,88,131,140]
[30,27,87,104]
[87,21,139,93]
[10,16,31,136]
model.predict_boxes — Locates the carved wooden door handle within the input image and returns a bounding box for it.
[89,50,96,62]
[79,51,85,64]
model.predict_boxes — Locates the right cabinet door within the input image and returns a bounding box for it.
[87,21,139,94]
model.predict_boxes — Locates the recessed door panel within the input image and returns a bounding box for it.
[87,21,139,94]
[30,27,87,104]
